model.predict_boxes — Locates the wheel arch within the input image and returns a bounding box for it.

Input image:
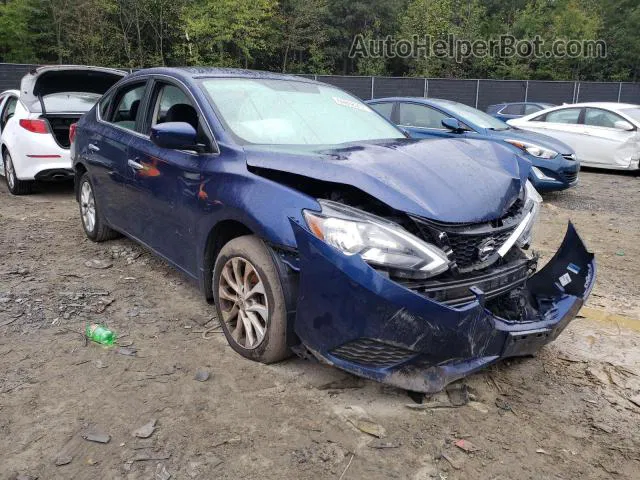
[202,219,254,302]
[73,162,88,200]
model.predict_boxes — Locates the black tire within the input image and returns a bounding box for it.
[78,172,119,242]
[3,150,33,195]
[212,235,290,364]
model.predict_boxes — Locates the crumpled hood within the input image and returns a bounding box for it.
[492,127,574,155]
[245,137,530,224]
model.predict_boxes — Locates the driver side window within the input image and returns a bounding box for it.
[398,103,448,129]
[148,83,200,133]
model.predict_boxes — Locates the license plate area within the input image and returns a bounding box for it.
[502,328,552,357]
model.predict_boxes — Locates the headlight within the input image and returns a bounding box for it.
[303,200,449,279]
[517,180,542,247]
[505,139,558,159]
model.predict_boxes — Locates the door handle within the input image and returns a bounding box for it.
[128,159,144,170]
[88,143,100,152]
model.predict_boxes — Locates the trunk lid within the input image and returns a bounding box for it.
[20,65,127,113]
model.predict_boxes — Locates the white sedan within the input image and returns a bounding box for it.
[0,66,125,194]
[508,102,640,171]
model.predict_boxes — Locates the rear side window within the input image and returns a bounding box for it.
[584,108,625,129]
[542,108,581,124]
[501,104,524,115]
[370,102,394,121]
[108,83,146,131]
[398,103,448,129]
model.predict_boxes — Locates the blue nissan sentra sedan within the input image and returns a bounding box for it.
[71,68,595,393]
[367,97,580,192]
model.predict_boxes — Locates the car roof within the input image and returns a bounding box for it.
[368,97,461,106]
[567,102,638,109]
[129,67,320,84]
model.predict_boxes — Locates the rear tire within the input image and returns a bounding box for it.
[212,235,290,364]
[3,150,33,195]
[78,172,119,242]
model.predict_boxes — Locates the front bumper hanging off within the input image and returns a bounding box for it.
[291,221,596,393]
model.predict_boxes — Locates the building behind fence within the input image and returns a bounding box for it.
[2,63,639,109]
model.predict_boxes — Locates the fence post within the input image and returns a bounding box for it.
[573,82,579,103]
[475,79,480,108]
[524,81,529,102]
[617,82,622,102]
[370,77,375,100]
[424,78,428,98]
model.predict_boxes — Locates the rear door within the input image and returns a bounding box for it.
[0,95,18,171]
[124,78,214,275]
[84,79,149,229]
[580,107,638,168]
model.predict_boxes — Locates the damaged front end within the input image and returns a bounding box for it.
[290,192,595,393]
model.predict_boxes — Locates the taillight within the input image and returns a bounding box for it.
[69,123,78,143]
[19,119,49,134]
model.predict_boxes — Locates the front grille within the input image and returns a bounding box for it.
[562,154,576,161]
[410,194,526,273]
[330,338,416,368]
[445,229,515,269]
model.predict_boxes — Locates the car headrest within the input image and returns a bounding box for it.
[165,103,198,130]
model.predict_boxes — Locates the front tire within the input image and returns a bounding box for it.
[3,150,33,195]
[78,172,119,242]
[212,235,290,364]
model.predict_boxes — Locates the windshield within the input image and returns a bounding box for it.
[43,92,102,113]
[200,78,404,145]
[620,107,640,124]
[443,102,511,130]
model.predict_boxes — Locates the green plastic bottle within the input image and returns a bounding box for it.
[86,324,116,346]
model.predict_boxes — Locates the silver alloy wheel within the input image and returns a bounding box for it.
[5,154,15,189]
[80,181,96,233]
[218,257,269,349]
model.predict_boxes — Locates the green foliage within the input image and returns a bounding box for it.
[0,0,637,81]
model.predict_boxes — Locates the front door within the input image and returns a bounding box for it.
[397,102,465,140]
[125,80,212,276]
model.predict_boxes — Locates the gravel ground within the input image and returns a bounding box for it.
[0,169,639,480]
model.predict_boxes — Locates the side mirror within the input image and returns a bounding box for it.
[151,122,200,151]
[613,120,634,131]
[441,117,466,133]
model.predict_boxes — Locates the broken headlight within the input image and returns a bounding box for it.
[515,180,542,248]
[303,200,449,280]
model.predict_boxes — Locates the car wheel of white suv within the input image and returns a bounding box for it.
[3,150,33,195]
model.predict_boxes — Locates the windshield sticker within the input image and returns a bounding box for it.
[332,97,372,113]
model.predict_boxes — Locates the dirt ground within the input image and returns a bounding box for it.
[1,169,639,480]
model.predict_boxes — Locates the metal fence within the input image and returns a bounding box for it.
[1,63,638,108]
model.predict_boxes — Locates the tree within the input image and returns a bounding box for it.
[182,0,278,68]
